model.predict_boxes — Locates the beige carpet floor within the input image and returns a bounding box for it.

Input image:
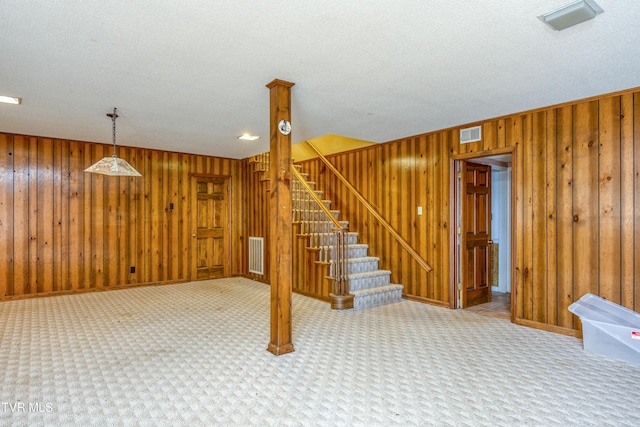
[1,277,639,426]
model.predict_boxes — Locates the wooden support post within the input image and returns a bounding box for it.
[266,79,295,356]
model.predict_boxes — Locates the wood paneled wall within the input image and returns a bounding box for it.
[244,163,270,282]
[300,89,640,333]
[300,135,451,306]
[448,93,640,332]
[0,133,246,299]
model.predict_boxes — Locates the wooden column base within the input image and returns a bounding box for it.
[267,342,295,356]
[330,293,354,310]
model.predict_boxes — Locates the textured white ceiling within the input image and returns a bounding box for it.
[1,0,639,159]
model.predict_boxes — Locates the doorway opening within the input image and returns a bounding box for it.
[453,153,513,320]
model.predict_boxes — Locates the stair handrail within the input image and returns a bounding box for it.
[304,140,432,273]
[291,166,350,299]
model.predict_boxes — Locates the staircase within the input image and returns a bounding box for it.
[293,165,404,310]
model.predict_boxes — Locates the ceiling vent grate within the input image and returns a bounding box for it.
[460,126,482,144]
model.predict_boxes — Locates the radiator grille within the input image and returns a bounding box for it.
[248,237,264,275]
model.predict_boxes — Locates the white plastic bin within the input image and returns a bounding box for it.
[568,293,640,365]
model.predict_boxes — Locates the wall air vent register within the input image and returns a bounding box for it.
[460,126,482,144]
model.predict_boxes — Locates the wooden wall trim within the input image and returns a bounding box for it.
[514,318,582,338]
[403,294,451,308]
[0,279,189,302]
[450,146,515,161]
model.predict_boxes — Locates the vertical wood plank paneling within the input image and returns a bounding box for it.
[178,154,190,280]
[60,139,71,291]
[531,112,547,323]
[0,134,13,297]
[372,148,381,265]
[136,151,147,279]
[556,106,574,328]
[165,153,180,280]
[129,148,143,284]
[1,132,242,299]
[440,132,450,304]
[450,129,461,156]
[68,140,83,290]
[160,152,168,281]
[521,114,534,320]
[545,110,558,325]
[104,146,119,287]
[634,94,640,312]
[52,139,63,292]
[436,133,450,301]
[417,136,428,298]
[150,150,162,282]
[598,97,622,303]
[620,94,635,310]
[572,101,600,307]
[399,140,410,288]
[117,147,131,287]
[83,143,93,289]
[511,117,526,320]
[91,144,105,288]
[13,136,29,295]
[142,150,152,283]
[497,120,506,149]
[233,161,246,275]
[483,121,497,152]
[28,137,38,294]
[426,135,436,299]
[37,138,54,293]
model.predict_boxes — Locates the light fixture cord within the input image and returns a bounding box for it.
[108,107,118,157]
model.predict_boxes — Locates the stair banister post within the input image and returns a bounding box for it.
[330,227,354,310]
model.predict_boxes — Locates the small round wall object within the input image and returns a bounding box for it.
[278,119,292,135]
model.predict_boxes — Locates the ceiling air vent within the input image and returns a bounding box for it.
[460,126,481,144]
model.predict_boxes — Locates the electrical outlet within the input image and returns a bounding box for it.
[169,202,174,210]
[130,266,136,274]
[417,206,423,215]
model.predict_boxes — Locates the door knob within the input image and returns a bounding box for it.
[488,240,494,244]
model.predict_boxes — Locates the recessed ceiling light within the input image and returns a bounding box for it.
[0,95,22,105]
[538,0,604,31]
[238,133,260,141]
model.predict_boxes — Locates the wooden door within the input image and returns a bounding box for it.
[191,177,229,280]
[461,161,492,308]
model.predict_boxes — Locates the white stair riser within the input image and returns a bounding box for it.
[353,286,404,310]
[294,199,331,210]
[318,245,368,259]
[292,189,324,199]
[348,273,392,291]
[344,258,379,275]
[295,210,340,221]
[303,221,349,234]
[292,181,316,190]
[309,233,359,246]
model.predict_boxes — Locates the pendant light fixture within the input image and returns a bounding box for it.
[84,107,142,176]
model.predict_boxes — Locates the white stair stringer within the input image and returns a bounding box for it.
[293,164,404,310]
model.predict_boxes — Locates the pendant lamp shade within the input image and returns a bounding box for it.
[84,155,142,176]
[85,108,141,177]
